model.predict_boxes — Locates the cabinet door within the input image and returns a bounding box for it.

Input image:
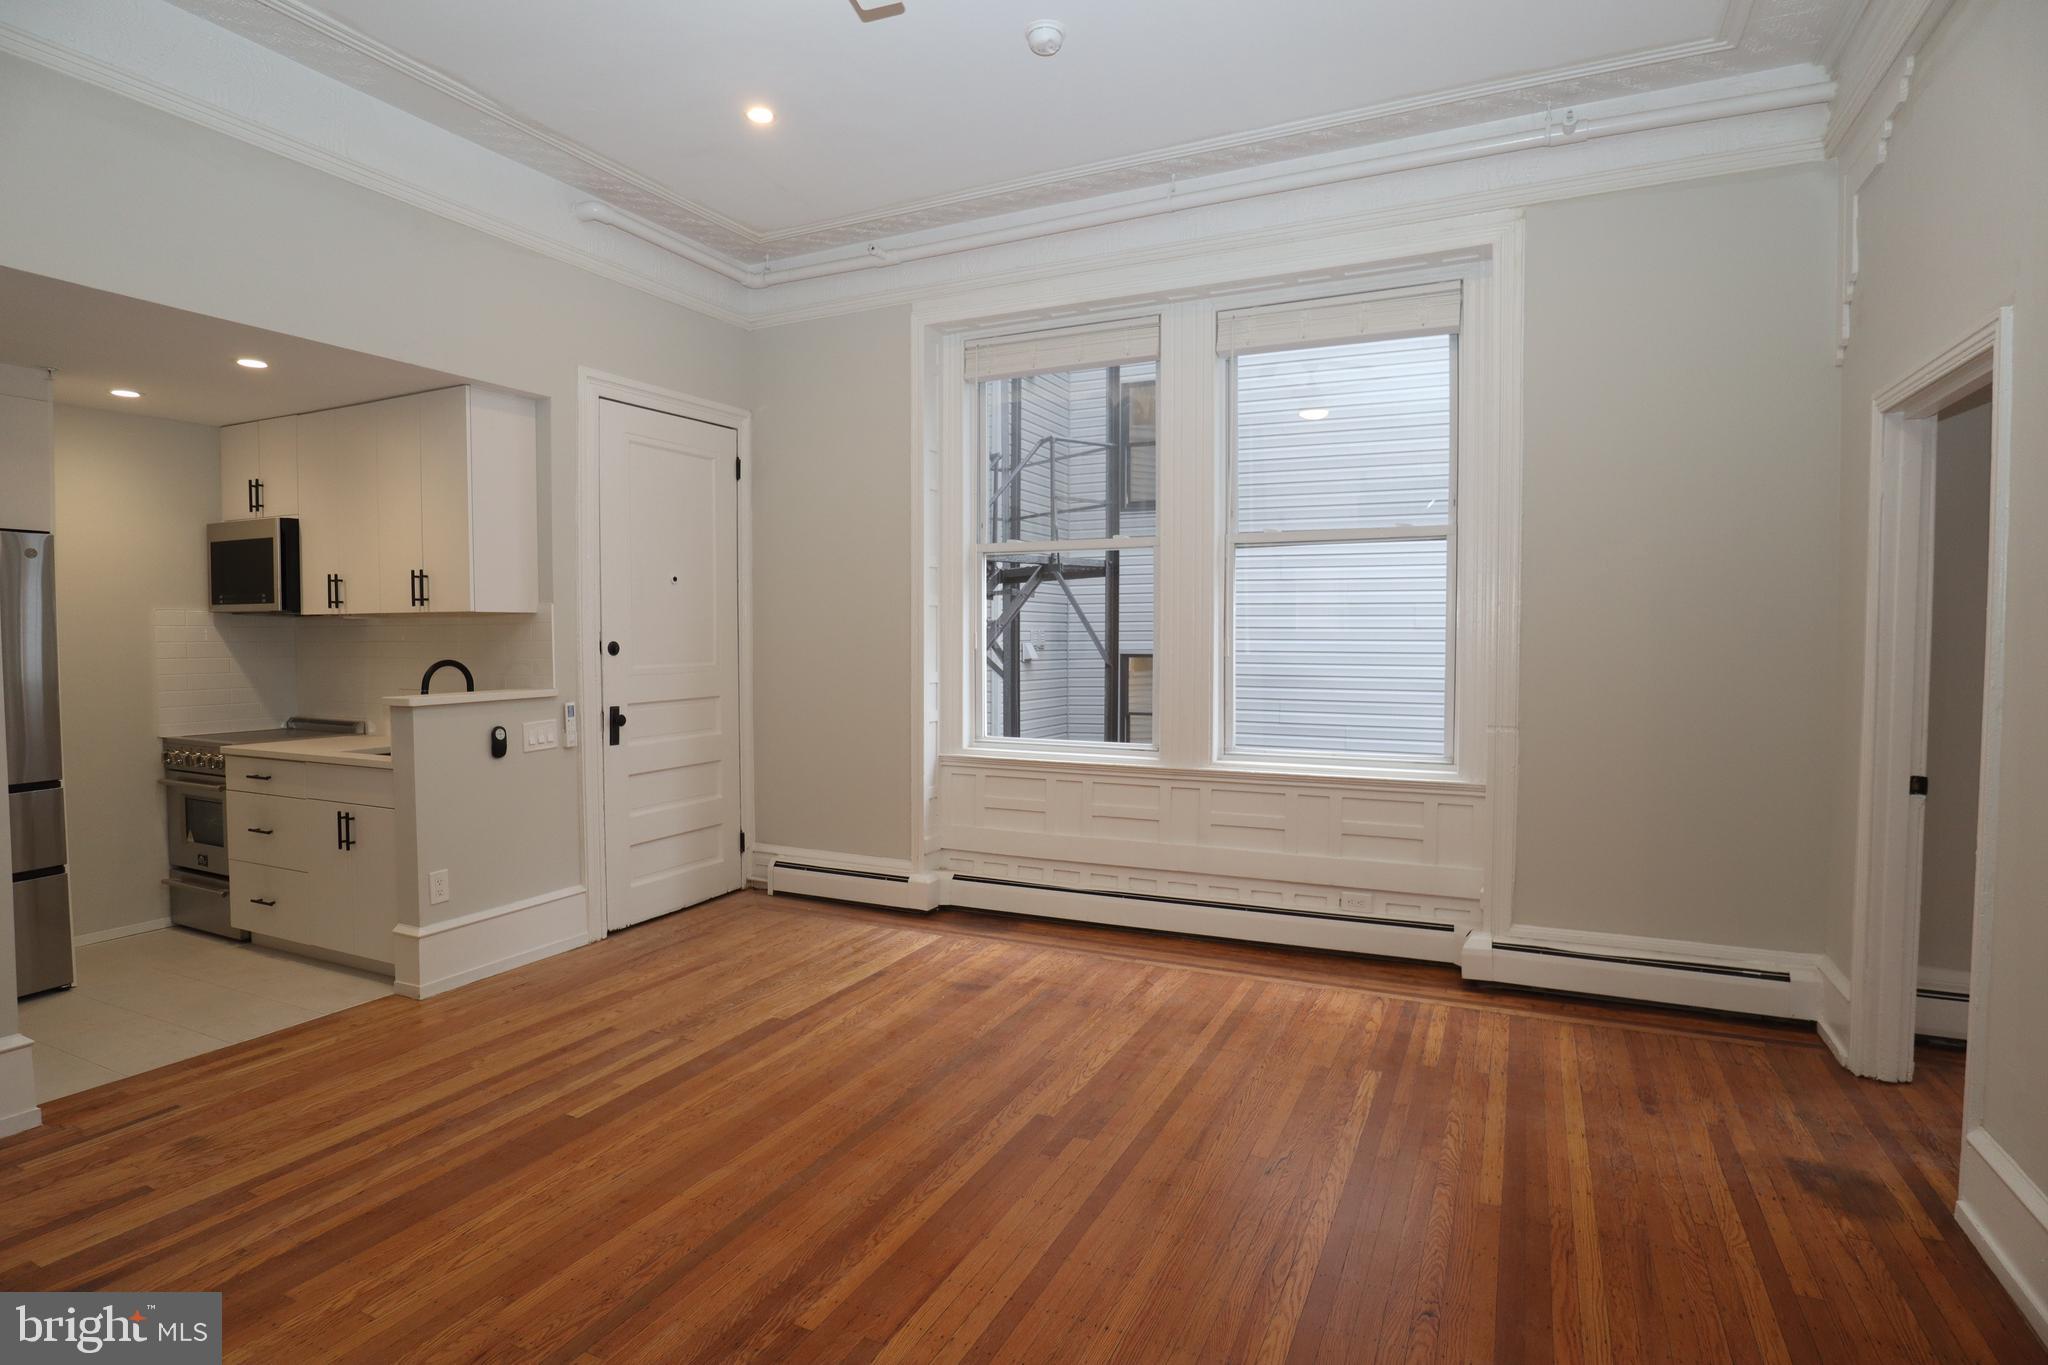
[373,394,426,613]
[220,422,260,520]
[303,801,395,965]
[343,804,396,964]
[416,386,472,613]
[256,415,299,517]
[297,405,378,615]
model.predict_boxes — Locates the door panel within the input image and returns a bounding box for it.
[257,416,298,517]
[296,405,378,615]
[416,386,471,613]
[220,422,258,520]
[374,394,425,613]
[599,400,742,930]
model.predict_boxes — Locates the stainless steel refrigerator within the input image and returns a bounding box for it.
[4,529,72,996]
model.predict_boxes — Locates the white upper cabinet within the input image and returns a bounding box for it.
[221,386,537,614]
[218,415,298,520]
[296,403,379,615]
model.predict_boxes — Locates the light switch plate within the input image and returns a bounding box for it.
[429,869,450,904]
[524,719,559,752]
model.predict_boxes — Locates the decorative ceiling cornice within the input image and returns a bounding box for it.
[167,0,1856,270]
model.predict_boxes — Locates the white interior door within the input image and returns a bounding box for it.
[599,399,743,930]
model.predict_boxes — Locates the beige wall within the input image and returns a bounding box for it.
[0,54,750,912]
[1832,0,2048,1181]
[52,406,220,938]
[1918,393,1992,977]
[748,307,915,860]
[1517,164,1843,951]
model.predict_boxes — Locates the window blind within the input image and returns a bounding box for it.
[1216,282,1461,357]
[966,317,1161,382]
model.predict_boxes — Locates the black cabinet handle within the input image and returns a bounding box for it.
[248,897,276,908]
[417,570,429,607]
[253,478,264,514]
[247,478,258,514]
[245,826,274,835]
[337,809,355,851]
[608,705,627,746]
[245,773,272,781]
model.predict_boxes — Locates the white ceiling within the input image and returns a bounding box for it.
[169,0,1861,266]
[0,267,464,426]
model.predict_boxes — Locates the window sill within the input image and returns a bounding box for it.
[942,749,1484,796]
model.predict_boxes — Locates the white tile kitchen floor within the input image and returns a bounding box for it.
[22,927,392,1103]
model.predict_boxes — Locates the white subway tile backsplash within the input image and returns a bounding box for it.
[151,605,554,737]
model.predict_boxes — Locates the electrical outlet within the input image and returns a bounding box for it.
[429,869,450,904]
[524,719,559,752]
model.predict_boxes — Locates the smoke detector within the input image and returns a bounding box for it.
[1026,19,1066,57]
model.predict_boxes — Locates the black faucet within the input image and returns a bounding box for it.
[420,659,475,695]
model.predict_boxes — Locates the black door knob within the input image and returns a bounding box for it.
[607,641,620,656]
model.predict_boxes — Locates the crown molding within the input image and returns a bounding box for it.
[1825,0,1950,154]
[1,1,1831,331]
[747,109,1829,327]
[1829,0,1952,361]
[0,10,753,327]
[162,0,1856,268]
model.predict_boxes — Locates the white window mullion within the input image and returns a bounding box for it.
[1155,300,1215,771]
[1231,524,1449,548]
[976,536,1158,556]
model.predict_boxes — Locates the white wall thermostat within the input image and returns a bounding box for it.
[563,700,579,748]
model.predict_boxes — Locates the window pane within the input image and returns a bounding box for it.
[1233,539,1447,758]
[984,549,1155,744]
[1122,654,1154,743]
[1234,335,1451,533]
[983,362,1158,544]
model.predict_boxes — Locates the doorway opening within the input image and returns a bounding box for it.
[1848,310,2012,1090]
[1913,387,1992,1044]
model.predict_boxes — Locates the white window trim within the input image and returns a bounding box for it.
[914,212,1525,921]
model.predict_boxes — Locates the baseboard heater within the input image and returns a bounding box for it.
[771,861,912,884]
[1491,940,1790,982]
[947,874,1456,933]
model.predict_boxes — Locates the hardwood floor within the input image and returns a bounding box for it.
[1,892,2038,1363]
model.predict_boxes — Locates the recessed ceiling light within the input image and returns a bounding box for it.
[236,357,269,369]
[745,105,775,126]
[1298,408,1330,421]
[110,388,142,399]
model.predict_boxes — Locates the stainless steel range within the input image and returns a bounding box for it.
[161,716,362,939]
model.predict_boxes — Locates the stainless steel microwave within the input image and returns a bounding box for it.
[208,516,301,613]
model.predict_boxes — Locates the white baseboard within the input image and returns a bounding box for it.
[1461,929,1819,1021]
[758,846,941,912]
[1817,954,1854,1064]
[1957,1126,2048,1347]
[1915,965,1970,1040]
[73,917,172,947]
[0,1033,40,1140]
[943,873,1467,963]
[392,886,589,999]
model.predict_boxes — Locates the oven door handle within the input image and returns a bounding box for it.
[159,777,228,796]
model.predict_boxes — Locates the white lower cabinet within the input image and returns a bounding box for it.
[228,761,397,968]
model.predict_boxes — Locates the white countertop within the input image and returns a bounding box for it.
[384,688,560,710]
[220,734,395,769]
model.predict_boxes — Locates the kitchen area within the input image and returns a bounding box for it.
[2,266,579,1104]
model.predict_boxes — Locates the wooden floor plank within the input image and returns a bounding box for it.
[1,891,2039,1364]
